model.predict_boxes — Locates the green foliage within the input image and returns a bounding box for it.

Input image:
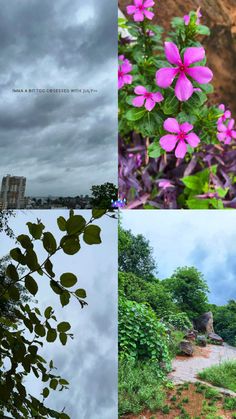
[0,210,108,418]
[165,313,192,331]
[118,225,158,280]
[210,300,236,346]
[198,361,236,392]
[119,272,174,317]
[223,397,236,411]
[119,297,171,372]
[119,358,166,416]
[163,266,209,319]
[90,182,118,209]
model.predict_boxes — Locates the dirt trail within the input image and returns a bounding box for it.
[169,343,236,396]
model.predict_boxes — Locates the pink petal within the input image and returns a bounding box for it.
[186,133,200,147]
[160,134,178,151]
[219,104,225,111]
[217,132,226,142]
[127,5,136,14]
[152,92,164,102]
[183,47,205,66]
[164,118,180,133]
[180,122,193,133]
[134,85,147,95]
[186,66,213,84]
[118,55,124,62]
[122,61,132,74]
[218,123,227,132]
[225,135,232,144]
[183,15,190,25]
[231,130,236,139]
[132,95,145,107]
[228,119,235,130]
[134,0,143,5]
[225,110,231,119]
[143,10,154,20]
[145,98,156,111]
[175,140,187,158]
[144,0,155,6]
[134,12,144,21]
[156,67,179,88]
[175,73,193,101]
[118,78,124,90]
[123,75,133,85]
[164,42,182,65]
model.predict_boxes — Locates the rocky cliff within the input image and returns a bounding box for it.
[119,0,236,115]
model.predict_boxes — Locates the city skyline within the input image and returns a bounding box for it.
[0,0,117,196]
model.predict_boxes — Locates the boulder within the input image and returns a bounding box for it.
[196,335,207,347]
[179,340,194,356]
[208,332,224,345]
[194,312,214,334]
[184,330,197,340]
[119,0,236,116]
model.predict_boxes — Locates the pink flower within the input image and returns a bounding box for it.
[132,85,164,111]
[156,42,213,101]
[160,118,200,158]
[218,104,231,125]
[183,15,190,25]
[146,29,155,36]
[158,180,173,189]
[118,55,133,89]
[127,0,155,22]
[217,119,236,144]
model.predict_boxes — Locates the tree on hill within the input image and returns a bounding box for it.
[90,182,118,209]
[163,266,209,319]
[118,225,158,280]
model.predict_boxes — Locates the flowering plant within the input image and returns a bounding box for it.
[118,2,236,209]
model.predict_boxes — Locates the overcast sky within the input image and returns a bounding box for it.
[122,210,236,306]
[1,210,117,418]
[0,0,117,196]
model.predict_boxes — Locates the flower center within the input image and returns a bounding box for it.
[226,129,232,137]
[144,92,152,99]
[177,131,186,141]
[118,70,123,78]
[179,64,186,72]
[138,5,145,11]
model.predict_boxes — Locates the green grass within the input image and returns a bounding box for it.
[119,358,166,416]
[198,360,236,392]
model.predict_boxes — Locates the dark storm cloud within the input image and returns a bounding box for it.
[0,0,117,196]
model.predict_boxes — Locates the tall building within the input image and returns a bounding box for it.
[0,175,26,209]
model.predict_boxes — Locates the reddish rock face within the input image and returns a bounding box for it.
[119,0,236,115]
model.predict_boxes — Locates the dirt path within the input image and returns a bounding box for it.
[169,343,236,396]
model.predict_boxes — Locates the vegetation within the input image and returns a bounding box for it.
[90,182,118,209]
[210,300,236,346]
[198,361,236,392]
[0,209,109,418]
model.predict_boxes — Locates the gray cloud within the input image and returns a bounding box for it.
[0,0,117,196]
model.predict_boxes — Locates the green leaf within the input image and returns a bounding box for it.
[66,215,86,235]
[59,379,69,386]
[50,280,63,295]
[60,272,77,288]
[10,247,25,264]
[59,332,68,346]
[92,209,107,219]
[46,328,57,343]
[186,198,210,209]
[44,306,53,319]
[43,232,57,254]
[35,324,46,337]
[50,378,58,390]
[6,264,19,281]
[181,176,202,191]
[197,24,210,36]
[60,291,71,307]
[27,222,45,239]
[57,216,67,231]
[61,236,81,255]
[57,322,71,332]
[42,387,49,398]
[25,249,40,271]
[148,142,162,158]
[25,275,38,296]
[44,259,55,278]
[17,234,33,249]
[162,92,178,115]
[75,289,87,299]
[125,108,146,121]
[83,225,101,245]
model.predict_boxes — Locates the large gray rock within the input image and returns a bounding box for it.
[197,335,207,347]
[194,312,214,334]
[208,332,224,345]
[179,340,194,356]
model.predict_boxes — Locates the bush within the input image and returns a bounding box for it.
[198,361,236,392]
[119,358,166,416]
[165,312,192,331]
[119,297,171,373]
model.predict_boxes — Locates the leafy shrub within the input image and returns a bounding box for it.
[198,361,236,392]
[119,297,171,373]
[223,397,236,411]
[118,358,166,416]
[165,312,192,331]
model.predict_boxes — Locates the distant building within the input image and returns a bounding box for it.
[0,175,26,209]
